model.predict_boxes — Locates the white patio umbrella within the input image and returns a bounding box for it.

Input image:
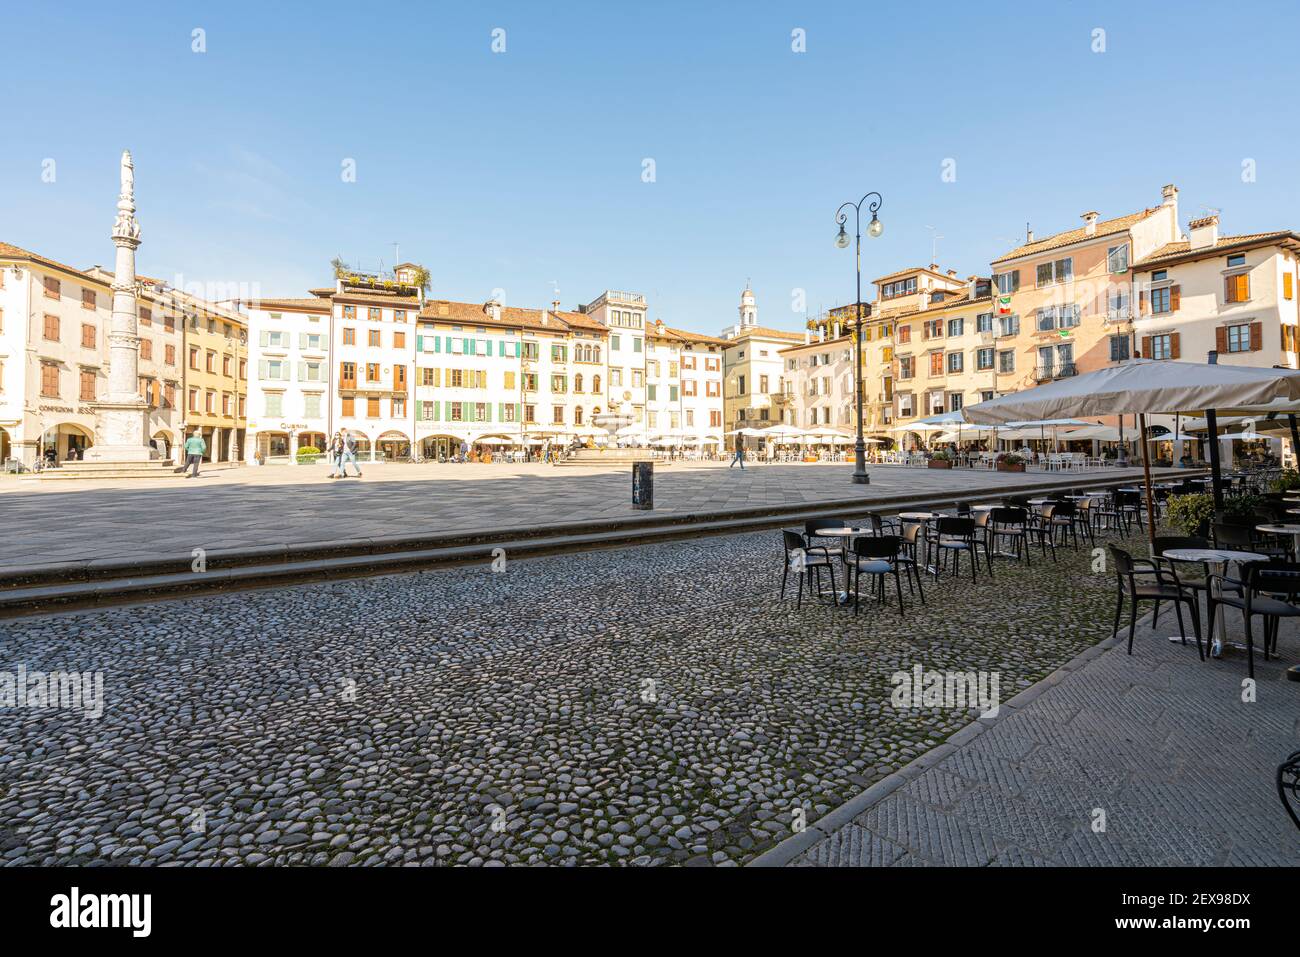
[475,436,513,446]
[966,359,1300,545]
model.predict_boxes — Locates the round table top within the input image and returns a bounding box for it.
[1256,523,1300,535]
[970,504,996,511]
[1163,548,1268,564]
[814,527,865,537]
[898,511,935,521]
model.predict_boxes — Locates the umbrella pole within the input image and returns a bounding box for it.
[1137,413,1157,552]
[1289,413,1300,471]
[1205,409,1224,511]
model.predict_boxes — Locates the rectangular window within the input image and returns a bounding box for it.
[368,329,381,347]
[1227,254,1246,268]
[43,314,60,341]
[165,344,176,365]
[929,352,945,376]
[947,351,963,373]
[367,396,380,417]
[976,347,994,370]
[1109,335,1130,362]
[1107,244,1130,274]
[79,370,95,401]
[1225,273,1250,303]
[343,327,356,345]
[994,271,1019,295]
[81,323,96,348]
[1286,273,1294,301]
[140,339,152,360]
[1108,286,1131,320]
[997,350,1015,373]
[265,393,283,416]
[304,394,322,418]
[341,396,355,416]
[897,324,911,344]
[1036,258,1072,286]
[975,313,993,334]
[998,315,1019,337]
[1151,287,1171,314]
[1150,334,1173,360]
[947,318,964,337]
[368,307,382,321]
[1225,324,1251,353]
[82,288,96,310]
[898,356,914,380]
[43,276,61,300]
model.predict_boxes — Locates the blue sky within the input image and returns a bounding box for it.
[3,0,1299,335]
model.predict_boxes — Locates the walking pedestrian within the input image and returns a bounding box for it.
[327,431,344,479]
[729,435,745,470]
[339,429,363,478]
[183,428,206,478]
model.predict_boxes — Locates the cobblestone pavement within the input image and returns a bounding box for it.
[790,606,1300,867]
[0,461,1162,570]
[0,515,1184,867]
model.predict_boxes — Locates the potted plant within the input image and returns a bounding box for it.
[996,452,1026,473]
[928,449,953,469]
[296,444,321,464]
[1269,469,1300,493]
[1166,492,1214,538]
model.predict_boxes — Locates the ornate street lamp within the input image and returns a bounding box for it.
[834,192,883,484]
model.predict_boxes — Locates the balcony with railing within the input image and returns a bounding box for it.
[1033,362,1077,382]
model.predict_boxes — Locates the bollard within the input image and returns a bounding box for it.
[632,461,654,510]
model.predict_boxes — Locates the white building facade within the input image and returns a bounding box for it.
[242,297,332,461]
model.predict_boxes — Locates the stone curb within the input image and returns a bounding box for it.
[745,620,1139,867]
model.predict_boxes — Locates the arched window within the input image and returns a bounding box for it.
[574,407,584,425]
[592,374,601,394]
[574,373,583,393]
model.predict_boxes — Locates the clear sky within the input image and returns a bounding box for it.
[3,0,1299,335]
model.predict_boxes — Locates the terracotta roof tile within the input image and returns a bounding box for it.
[0,240,103,284]
[246,297,332,312]
[723,325,805,342]
[1133,232,1299,268]
[990,207,1161,264]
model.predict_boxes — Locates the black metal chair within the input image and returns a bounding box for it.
[1109,544,1203,659]
[1150,535,1235,633]
[988,506,1034,565]
[1207,561,1300,679]
[929,516,980,582]
[780,529,837,608]
[860,511,901,536]
[1043,501,1081,548]
[1279,751,1300,832]
[846,534,909,616]
[805,517,854,561]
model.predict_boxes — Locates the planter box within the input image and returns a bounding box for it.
[996,462,1025,473]
[928,459,953,469]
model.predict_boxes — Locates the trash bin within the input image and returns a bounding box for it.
[632,461,653,510]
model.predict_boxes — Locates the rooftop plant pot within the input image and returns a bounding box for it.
[928,459,952,469]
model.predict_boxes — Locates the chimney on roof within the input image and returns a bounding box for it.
[1162,184,1179,207]
[929,263,939,272]
[1026,225,1034,243]
[1081,211,1099,236]
[946,269,957,278]
[1188,214,1220,251]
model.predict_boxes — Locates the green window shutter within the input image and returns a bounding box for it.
[433,335,441,353]
[462,401,471,421]
[259,331,269,348]
[258,359,269,379]
[444,336,452,352]
[515,342,521,358]
[433,401,440,422]
[444,400,451,420]
[320,334,329,350]
[670,385,679,402]
[485,403,492,422]
[298,362,307,380]
[515,402,522,421]
[647,384,656,401]
[416,334,423,351]
[498,341,505,357]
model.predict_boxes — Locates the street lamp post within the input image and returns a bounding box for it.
[835,192,884,485]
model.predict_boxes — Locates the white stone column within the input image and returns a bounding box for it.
[85,150,153,463]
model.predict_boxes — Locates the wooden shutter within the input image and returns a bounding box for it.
[1170,286,1180,312]
[1170,332,1180,359]
[1215,326,1227,354]
[1285,273,1294,300]
[1141,335,1152,359]
[1250,321,1263,351]
[1138,290,1147,315]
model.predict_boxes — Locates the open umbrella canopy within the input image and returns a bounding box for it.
[916,410,968,426]
[965,359,1300,424]
[1056,424,1124,442]
[757,424,806,437]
